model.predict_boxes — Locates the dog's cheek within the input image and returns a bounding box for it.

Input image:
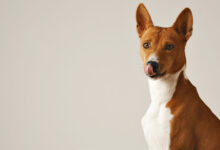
[161,55,174,74]
[139,48,145,62]
[171,50,186,72]
[140,49,152,64]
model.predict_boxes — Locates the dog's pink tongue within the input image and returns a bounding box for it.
[144,64,156,76]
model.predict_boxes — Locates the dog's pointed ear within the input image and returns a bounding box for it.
[136,3,154,38]
[173,8,193,41]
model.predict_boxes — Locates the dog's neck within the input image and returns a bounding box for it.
[148,66,185,105]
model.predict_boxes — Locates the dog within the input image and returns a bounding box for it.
[136,3,220,150]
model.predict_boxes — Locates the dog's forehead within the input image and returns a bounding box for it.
[141,27,179,42]
[141,27,161,39]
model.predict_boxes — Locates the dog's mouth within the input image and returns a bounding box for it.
[149,71,166,78]
[144,63,166,79]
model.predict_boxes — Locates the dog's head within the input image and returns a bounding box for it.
[136,3,193,79]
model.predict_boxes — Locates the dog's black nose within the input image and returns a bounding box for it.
[147,61,159,73]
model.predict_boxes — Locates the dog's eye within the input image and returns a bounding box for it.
[165,44,174,50]
[143,42,151,49]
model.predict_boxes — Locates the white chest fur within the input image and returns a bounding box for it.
[141,70,182,150]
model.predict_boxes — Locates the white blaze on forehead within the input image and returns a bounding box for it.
[148,53,158,62]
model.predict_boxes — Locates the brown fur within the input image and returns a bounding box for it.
[136,3,220,149]
[167,72,220,149]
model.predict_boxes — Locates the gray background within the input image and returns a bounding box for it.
[0,0,220,150]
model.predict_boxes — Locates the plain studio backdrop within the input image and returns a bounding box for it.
[0,0,220,150]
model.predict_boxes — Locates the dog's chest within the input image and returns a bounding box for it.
[141,71,182,150]
[142,102,173,150]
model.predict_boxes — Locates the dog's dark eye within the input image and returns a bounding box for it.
[165,44,174,50]
[143,42,151,49]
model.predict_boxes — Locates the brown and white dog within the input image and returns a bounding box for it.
[136,3,220,150]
